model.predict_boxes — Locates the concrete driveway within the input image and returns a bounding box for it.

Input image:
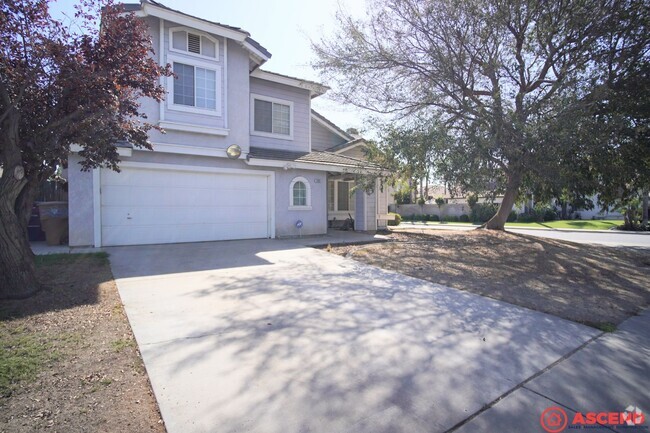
[109,239,599,433]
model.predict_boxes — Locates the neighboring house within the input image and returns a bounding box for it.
[67,0,390,247]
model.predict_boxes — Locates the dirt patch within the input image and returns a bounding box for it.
[326,230,650,326]
[0,253,165,433]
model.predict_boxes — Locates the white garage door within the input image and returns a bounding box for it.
[100,165,271,246]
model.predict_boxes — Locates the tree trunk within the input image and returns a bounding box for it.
[16,174,41,231]
[0,110,40,299]
[483,172,522,230]
[643,189,649,227]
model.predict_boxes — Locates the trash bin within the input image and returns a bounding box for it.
[37,201,69,246]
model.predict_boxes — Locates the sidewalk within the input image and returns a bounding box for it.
[453,309,650,432]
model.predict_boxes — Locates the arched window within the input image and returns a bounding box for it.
[289,177,312,210]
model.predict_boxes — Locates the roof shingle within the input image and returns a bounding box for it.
[248,147,379,170]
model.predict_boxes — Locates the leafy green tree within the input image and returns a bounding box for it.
[0,0,171,298]
[313,0,649,230]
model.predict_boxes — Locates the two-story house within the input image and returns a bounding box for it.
[67,0,392,247]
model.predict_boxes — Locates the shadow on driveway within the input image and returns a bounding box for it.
[111,241,600,433]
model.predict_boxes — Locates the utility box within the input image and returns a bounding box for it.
[37,201,69,246]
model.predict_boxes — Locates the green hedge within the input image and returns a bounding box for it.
[470,203,498,223]
[387,213,402,226]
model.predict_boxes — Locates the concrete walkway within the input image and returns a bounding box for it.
[455,309,650,432]
[109,239,604,433]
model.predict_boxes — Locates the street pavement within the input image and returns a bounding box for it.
[395,223,650,248]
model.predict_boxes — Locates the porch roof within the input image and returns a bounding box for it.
[247,147,381,170]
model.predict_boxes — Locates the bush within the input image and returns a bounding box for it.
[517,211,540,223]
[507,210,517,222]
[430,214,440,222]
[443,215,459,222]
[466,193,478,209]
[387,212,402,226]
[538,206,558,221]
[470,203,498,223]
[459,214,470,222]
[417,197,426,205]
[517,206,557,223]
[435,197,445,207]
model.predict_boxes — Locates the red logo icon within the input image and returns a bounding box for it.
[540,406,568,433]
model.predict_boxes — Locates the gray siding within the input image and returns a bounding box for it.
[339,145,366,160]
[249,78,310,152]
[354,190,366,230]
[311,119,347,151]
[161,20,226,128]
[366,190,377,231]
[141,18,251,153]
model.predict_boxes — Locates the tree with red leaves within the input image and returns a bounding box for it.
[0,0,171,298]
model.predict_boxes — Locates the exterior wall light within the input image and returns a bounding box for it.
[226,144,242,159]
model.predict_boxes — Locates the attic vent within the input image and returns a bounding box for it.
[188,33,201,54]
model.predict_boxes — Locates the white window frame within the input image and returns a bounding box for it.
[328,179,355,212]
[169,26,219,60]
[289,176,312,210]
[167,54,222,116]
[250,93,294,141]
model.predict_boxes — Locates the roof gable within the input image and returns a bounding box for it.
[126,1,271,64]
[311,110,353,141]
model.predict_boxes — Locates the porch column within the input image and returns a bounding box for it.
[354,189,366,231]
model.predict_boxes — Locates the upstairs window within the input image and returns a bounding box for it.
[251,94,293,140]
[171,29,217,58]
[172,62,219,112]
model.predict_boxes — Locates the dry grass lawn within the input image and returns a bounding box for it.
[328,230,650,327]
[0,253,165,433]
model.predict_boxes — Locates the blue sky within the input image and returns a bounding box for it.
[49,0,371,133]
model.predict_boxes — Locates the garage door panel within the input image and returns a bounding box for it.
[101,166,271,246]
[102,205,269,226]
[102,222,269,246]
[102,185,268,208]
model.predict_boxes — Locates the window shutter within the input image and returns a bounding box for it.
[188,33,201,54]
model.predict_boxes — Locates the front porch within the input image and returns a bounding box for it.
[327,174,391,231]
